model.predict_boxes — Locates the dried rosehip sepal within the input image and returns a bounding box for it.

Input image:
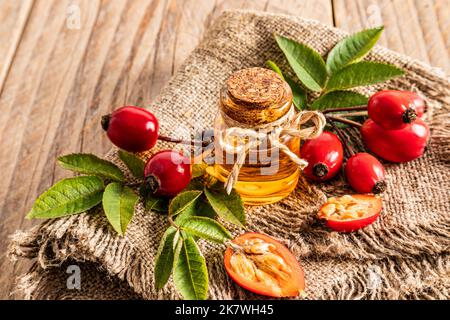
[224,233,305,298]
[318,194,382,233]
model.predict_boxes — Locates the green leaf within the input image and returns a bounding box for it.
[266,60,285,80]
[145,195,169,213]
[311,91,369,110]
[184,179,205,191]
[173,230,181,250]
[194,196,216,219]
[102,183,138,235]
[191,163,208,179]
[179,216,232,243]
[274,34,327,92]
[285,76,307,110]
[27,176,104,219]
[266,60,306,110]
[175,194,216,225]
[173,236,208,300]
[326,26,384,74]
[57,153,124,182]
[326,61,404,92]
[169,190,203,217]
[118,150,145,179]
[204,185,245,227]
[154,227,177,290]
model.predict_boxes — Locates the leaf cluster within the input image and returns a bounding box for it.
[27,155,245,300]
[152,165,245,300]
[269,27,404,111]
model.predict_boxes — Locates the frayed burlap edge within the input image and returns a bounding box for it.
[10,228,449,300]
[14,261,142,300]
[8,10,450,300]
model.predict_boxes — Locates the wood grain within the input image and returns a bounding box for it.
[332,0,449,72]
[0,0,34,94]
[0,0,447,299]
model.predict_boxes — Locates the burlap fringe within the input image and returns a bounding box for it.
[7,10,450,300]
[9,212,181,300]
[14,261,143,300]
[322,255,450,300]
[295,218,450,260]
[10,226,449,300]
[15,270,41,300]
[9,215,158,299]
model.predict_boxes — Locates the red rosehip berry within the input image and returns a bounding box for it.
[101,106,159,152]
[368,90,425,130]
[141,150,191,197]
[300,131,344,182]
[345,153,386,194]
[360,118,430,163]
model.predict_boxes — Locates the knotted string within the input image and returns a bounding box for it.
[217,107,326,194]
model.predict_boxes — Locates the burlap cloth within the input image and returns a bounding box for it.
[9,11,450,300]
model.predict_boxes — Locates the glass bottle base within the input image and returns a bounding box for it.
[208,165,300,206]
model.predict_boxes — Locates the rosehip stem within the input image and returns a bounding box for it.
[127,182,143,188]
[326,115,362,128]
[322,105,367,114]
[334,111,368,117]
[168,215,180,230]
[157,135,211,147]
[326,116,356,157]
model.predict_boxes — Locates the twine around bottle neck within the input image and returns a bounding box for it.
[217,106,326,194]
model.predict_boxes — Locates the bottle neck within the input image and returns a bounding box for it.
[219,84,293,127]
[219,67,293,127]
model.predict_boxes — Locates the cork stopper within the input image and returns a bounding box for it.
[221,67,292,126]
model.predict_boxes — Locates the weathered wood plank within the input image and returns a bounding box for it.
[0,0,34,93]
[435,0,450,53]
[332,0,449,73]
[414,0,449,72]
[0,0,103,299]
[172,0,217,72]
[2,0,448,300]
[266,0,334,24]
[0,0,333,299]
[79,0,157,155]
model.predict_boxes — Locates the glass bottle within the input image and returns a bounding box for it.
[209,67,301,205]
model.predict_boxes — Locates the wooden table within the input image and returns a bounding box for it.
[0,0,448,299]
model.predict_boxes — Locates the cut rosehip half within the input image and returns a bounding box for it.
[318,194,382,233]
[224,232,305,298]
